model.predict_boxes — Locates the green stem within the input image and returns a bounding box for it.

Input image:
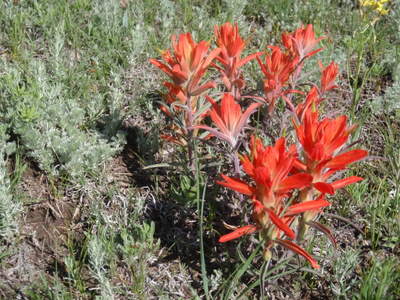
[195,140,210,299]
[260,258,271,299]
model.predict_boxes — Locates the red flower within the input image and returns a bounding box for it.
[217,137,325,267]
[218,196,324,268]
[282,24,325,61]
[218,137,312,207]
[320,61,339,93]
[215,22,245,59]
[295,86,321,122]
[241,137,312,206]
[295,109,368,195]
[257,47,299,112]
[218,194,325,268]
[214,22,262,99]
[295,61,339,122]
[150,33,220,96]
[150,33,221,144]
[195,93,261,148]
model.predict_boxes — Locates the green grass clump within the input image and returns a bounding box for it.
[356,257,400,300]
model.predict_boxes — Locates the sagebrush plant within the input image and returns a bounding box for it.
[150,22,368,270]
[0,124,19,240]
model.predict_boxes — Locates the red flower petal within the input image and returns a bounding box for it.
[331,176,364,190]
[149,58,174,78]
[292,159,307,171]
[314,182,335,195]
[217,174,254,195]
[218,225,258,243]
[325,150,368,169]
[264,208,295,240]
[278,173,313,192]
[286,198,331,216]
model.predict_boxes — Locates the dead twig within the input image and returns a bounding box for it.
[324,213,364,235]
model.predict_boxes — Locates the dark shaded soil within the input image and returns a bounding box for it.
[0,163,88,297]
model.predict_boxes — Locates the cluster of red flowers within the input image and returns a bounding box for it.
[150,23,368,269]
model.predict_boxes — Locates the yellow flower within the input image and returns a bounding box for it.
[360,0,390,15]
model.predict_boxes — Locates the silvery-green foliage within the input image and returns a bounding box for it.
[387,1,400,81]
[86,185,160,298]
[88,233,115,299]
[0,57,124,180]
[16,116,122,179]
[369,80,400,114]
[0,124,20,240]
[330,249,360,298]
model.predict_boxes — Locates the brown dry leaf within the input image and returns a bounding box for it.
[120,0,128,9]
[222,220,240,230]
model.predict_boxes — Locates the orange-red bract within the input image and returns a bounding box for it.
[150,33,221,144]
[218,224,257,243]
[150,33,220,94]
[275,239,320,269]
[257,47,299,112]
[282,24,325,61]
[217,137,326,268]
[195,93,261,148]
[214,22,262,99]
[320,61,339,93]
[295,108,368,195]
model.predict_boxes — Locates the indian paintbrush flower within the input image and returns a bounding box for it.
[217,137,330,268]
[149,33,220,96]
[214,22,262,100]
[150,33,221,147]
[195,93,261,149]
[320,61,339,94]
[294,107,368,240]
[295,61,339,122]
[256,46,299,112]
[282,24,325,62]
[151,23,368,272]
